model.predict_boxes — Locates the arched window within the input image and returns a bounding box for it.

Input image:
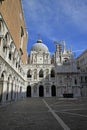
[3,38,7,53]
[9,52,11,60]
[27,69,31,78]
[5,32,10,44]
[51,69,55,77]
[1,73,4,80]
[0,19,4,33]
[39,69,43,78]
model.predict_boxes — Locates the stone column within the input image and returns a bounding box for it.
[37,86,39,97]
[49,86,51,97]
[0,81,3,103]
[2,80,8,103]
[15,85,17,100]
[8,81,12,101]
[44,85,46,97]
[31,86,33,97]
[12,82,15,100]
[37,70,39,81]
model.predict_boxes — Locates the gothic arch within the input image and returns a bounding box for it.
[1,71,7,81]
[39,69,43,78]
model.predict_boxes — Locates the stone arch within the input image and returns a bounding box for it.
[1,70,7,81]
[27,86,31,97]
[1,73,4,80]
[51,85,56,96]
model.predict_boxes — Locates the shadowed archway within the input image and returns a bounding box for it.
[27,86,31,97]
[39,85,44,97]
[51,85,56,96]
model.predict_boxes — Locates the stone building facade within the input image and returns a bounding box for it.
[0,0,86,104]
[0,0,27,103]
[76,49,87,97]
[24,39,81,98]
[0,0,27,63]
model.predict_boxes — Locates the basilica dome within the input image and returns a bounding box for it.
[31,39,49,52]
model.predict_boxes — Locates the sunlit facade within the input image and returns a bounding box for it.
[24,39,81,98]
[0,0,27,103]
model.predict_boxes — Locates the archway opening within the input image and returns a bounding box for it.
[51,85,56,96]
[39,85,44,97]
[27,86,31,97]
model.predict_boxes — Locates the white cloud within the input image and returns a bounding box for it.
[22,0,87,41]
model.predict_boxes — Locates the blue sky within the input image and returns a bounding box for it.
[22,0,87,57]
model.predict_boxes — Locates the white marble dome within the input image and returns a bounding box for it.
[31,39,49,52]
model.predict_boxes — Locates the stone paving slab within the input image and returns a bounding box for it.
[0,97,87,130]
[57,113,87,130]
[0,98,63,130]
[45,97,87,130]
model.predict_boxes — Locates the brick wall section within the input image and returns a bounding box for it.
[0,0,28,63]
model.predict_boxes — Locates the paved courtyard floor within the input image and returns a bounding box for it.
[0,97,87,130]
